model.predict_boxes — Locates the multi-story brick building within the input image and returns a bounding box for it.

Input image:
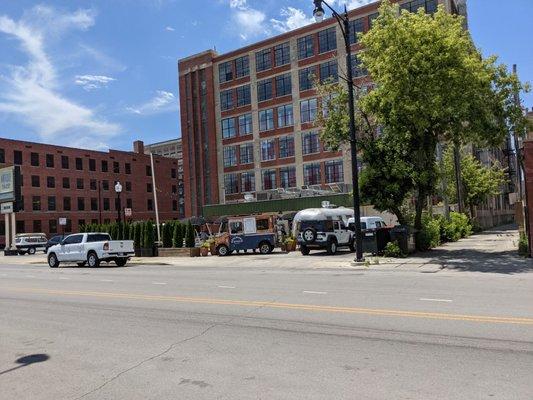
[179,0,466,217]
[0,138,182,245]
[144,138,185,218]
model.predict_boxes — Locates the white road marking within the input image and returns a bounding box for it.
[303,291,328,295]
[419,298,453,303]
[152,282,167,285]
[100,279,114,282]
[26,275,36,278]
[0,273,7,277]
[58,277,70,280]
[218,285,236,289]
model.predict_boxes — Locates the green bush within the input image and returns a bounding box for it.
[450,212,472,238]
[440,212,472,242]
[518,232,529,257]
[143,221,154,249]
[383,241,404,258]
[162,222,173,248]
[133,223,142,249]
[417,214,441,251]
[184,220,195,248]
[173,222,183,248]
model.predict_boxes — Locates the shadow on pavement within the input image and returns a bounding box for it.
[0,354,50,376]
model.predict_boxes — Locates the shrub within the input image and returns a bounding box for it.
[417,214,441,251]
[383,241,404,258]
[173,222,184,248]
[450,212,472,238]
[185,221,195,248]
[518,232,529,257]
[144,221,155,249]
[133,223,142,249]
[162,222,173,248]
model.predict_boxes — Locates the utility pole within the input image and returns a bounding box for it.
[150,152,162,245]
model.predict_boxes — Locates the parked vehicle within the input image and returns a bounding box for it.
[15,233,48,255]
[347,216,387,231]
[45,235,65,252]
[293,207,355,255]
[47,233,135,268]
[214,214,277,256]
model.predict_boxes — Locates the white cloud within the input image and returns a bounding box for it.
[165,26,175,31]
[0,6,120,148]
[75,74,115,91]
[333,0,376,10]
[227,0,268,40]
[271,7,315,33]
[126,90,177,116]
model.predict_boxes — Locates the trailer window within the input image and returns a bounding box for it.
[229,221,243,234]
[256,219,269,231]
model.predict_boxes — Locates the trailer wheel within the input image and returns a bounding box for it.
[217,244,230,257]
[258,242,271,255]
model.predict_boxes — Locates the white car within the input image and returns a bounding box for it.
[15,233,48,255]
[47,233,135,268]
[347,216,387,231]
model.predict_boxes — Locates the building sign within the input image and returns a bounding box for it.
[1,202,13,214]
[124,208,132,217]
[59,218,67,226]
[0,166,15,203]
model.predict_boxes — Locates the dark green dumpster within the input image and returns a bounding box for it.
[361,227,392,255]
[390,225,416,254]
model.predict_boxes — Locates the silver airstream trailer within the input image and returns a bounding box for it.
[293,205,355,255]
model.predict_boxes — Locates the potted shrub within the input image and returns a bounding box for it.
[200,241,210,257]
[285,236,296,252]
[185,221,200,257]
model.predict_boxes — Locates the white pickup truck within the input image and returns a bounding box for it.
[47,233,135,268]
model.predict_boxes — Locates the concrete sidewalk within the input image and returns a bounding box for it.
[2,225,531,274]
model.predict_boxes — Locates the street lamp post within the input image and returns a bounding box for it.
[114,181,123,225]
[313,0,364,262]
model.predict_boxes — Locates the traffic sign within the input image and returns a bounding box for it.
[1,202,13,214]
[59,218,67,226]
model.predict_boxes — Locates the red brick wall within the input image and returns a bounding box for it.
[523,140,533,253]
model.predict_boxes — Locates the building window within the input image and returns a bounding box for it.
[16,220,25,234]
[48,196,56,211]
[223,146,237,167]
[30,152,39,166]
[351,54,368,77]
[101,160,108,172]
[255,48,272,72]
[31,196,41,211]
[49,220,57,234]
[102,180,109,191]
[238,114,252,136]
[77,198,85,211]
[262,169,276,190]
[126,198,132,209]
[146,165,152,176]
[61,155,69,169]
[235,55,250,78]
[302,131,321,154]
[297,34,314,60]
[368,12,379,29]
[274,42,290,66]
[89,158,96,171]
[349,18,365,44]
[261,139,276,161]
[172,185,177,194]
[299,66,316,91]
[147,183,153,193]
[13,150,22,165]
[90,179,97,190]
[320,60,338,83]
[279,136,295,158]
[171,168,176,179]
[220,89,233,111]
[31,175,40,188]
[125,163,131,174]
[103,198,109,211]
[0,148,4,163]
[304,163,321,186]
[232,86,250,108]
[400,0,437,14]
[280,166,296,188]
[125,182,132,192]
[33,220,42,233]
[318,27,337,53]
[300,98,318,123]
[76,157,83,171]
[46,154,54,168]
[47,176,55,188]
[257,79,272,102]
[63,197,71,211]
[219,61,233,83]
[241,172,255,192]
[222,117,236,139]
[113,161,120,173]
[240,143,254,164]
[62,177,70,189]
[76,178,84,190]
[277,104,294,128]
[325,160,344,183]
[224,173,239,194]
[259,109,274,131]
[91,198,98,211]
[275,73,292,97]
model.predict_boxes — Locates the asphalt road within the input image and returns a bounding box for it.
[1,260,532,400]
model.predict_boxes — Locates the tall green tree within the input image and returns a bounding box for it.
[184,221,195,248]
[143,221,154,249]
[172,222,183,248]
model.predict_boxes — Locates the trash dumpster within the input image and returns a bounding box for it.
[361,227,392,255]
[390,225,416,254]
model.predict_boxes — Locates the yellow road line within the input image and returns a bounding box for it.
[5,287,533,325]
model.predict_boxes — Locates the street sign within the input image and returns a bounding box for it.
[0,166,15,203]
[1,202,13,214]
[59,218,67,226]
[124,208,132,217]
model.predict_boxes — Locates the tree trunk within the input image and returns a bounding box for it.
[414,189,427,250]
[391,207,406,226]
[453,142,465,214]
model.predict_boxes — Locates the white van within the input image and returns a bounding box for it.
[293,207,355,255]
[15,233,48,255]
[347,216,387,231]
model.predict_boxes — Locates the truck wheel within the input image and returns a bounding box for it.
[258,242,271,255]
[87,252,100,268]
[48,253,60,268]
[327,239,338,255]
[115,258,127,267]
[217,244,230,257]
[300,245,310,256]
[28,247,36,255]
[18,251,26,256]
[349,238,356,252]
[302,228,317,244]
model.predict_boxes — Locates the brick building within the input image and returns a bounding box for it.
[0,138,182,245]
[178,0,466,217]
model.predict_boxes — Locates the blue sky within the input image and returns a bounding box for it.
[0,0,531,151]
